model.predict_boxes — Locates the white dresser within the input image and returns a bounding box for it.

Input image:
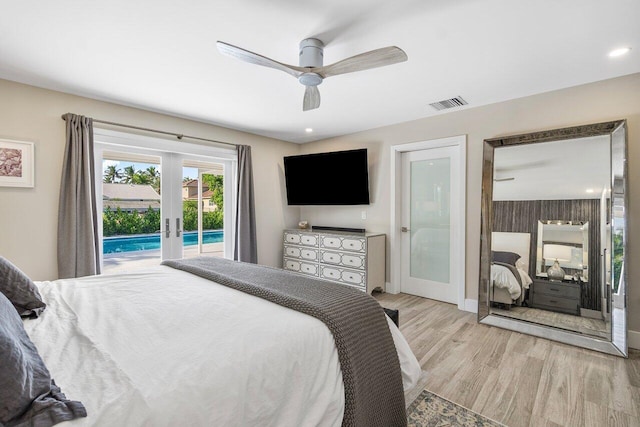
[282,229,386,294]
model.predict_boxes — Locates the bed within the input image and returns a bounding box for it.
[4,257,422,427]
[490,232,533,307]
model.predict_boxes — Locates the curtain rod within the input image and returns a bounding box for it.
[61,114,238,148]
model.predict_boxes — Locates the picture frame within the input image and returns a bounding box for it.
[0,139,34,188]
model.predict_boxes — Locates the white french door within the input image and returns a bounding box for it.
[94,129,236,272]
[159,152,186,260]
[400,144,463,304]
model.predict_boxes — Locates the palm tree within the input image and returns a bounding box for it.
[103,165,122,183]
[122,165,136,184]
[145,166,161,193]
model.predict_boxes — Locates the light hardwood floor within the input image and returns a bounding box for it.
[492,306,609,339]
[375,292,640,427]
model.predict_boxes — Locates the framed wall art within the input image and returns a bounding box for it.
[0,139,34,188]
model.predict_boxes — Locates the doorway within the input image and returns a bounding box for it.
[390,136,466,309]
[94,129,236,273]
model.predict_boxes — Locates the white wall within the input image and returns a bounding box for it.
[299,73,640,333]
[0,79,300,280]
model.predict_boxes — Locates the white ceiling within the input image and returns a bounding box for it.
[0,0,638,143]
[493,135,611,201]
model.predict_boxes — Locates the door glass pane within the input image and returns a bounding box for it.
[410,157,450,283]
[101,152,162,273]
[182,162,225,259]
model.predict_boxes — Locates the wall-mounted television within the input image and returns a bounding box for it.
[284,149,370,205]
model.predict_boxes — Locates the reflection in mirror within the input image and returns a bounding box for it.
[536,221,589,282]
[478,121,627,357]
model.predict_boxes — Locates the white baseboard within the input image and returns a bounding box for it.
[629,329,640,350]
[464,299,478,313]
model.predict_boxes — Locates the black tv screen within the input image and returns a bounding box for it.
[284,149,370,205]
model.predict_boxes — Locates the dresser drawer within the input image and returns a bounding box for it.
[534,281,580,299]
[284,232,301,245]
[319,235,366,253]
[532,293,579,313]
[300,248,318,261]
[300,233,319,247]
[284,231,319,247]
[319,266,342,281]
[284,245,301,258]
[341,270,365,286]
[319,266,366,290]
[285,245,318,261]
[284,258,319,277]
[320,250,365,270]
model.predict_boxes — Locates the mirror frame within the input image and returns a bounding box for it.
[478,120,628,357]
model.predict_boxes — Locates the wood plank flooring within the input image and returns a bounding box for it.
[492,306,609,339]
[375,292,640,427]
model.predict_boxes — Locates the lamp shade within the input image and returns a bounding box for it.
[543,244,572,262]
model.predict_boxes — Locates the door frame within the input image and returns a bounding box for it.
[389,135,466,310]
[93,128,237,266]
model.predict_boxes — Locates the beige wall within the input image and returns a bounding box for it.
[2,74,638,333]
[0,79,300,280]
[299,73,640,332]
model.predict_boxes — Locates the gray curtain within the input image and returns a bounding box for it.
[57,113,101,278]
[233,145,257,263]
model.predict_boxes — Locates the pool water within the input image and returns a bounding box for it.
[103,230,223,254]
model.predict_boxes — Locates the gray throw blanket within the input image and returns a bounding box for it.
[162,257,406,427]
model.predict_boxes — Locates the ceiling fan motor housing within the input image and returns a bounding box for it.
[298,38,324,87]
[299,38,324,67]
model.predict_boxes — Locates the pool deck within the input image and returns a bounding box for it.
[103,242,224,274]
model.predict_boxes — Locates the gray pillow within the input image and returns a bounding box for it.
[0,256,46,317]
[491,251,521,267]
[0,291,87,427]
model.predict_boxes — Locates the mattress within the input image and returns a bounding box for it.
[24,266,421,426]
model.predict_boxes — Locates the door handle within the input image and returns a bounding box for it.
[401,226,410,232]
[165,218,171,238]
[176,218,182,238]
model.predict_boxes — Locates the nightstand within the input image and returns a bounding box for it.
[530,279,581,315]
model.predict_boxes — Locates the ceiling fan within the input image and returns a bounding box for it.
[494,177,515,182]
[216,38,408,111]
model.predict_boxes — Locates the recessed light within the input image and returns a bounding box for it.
[305,128,313,133]
[586,188,594,193]
[609,47,631,57]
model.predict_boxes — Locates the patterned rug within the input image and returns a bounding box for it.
[407,390,504,426]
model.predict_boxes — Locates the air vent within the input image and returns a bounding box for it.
[429,96,468,111]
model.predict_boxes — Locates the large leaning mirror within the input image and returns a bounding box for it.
[478,120,628,357]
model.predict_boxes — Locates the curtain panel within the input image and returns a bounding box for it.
[233,145,257,263]
[57,113,101,278]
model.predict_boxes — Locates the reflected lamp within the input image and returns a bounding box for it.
[543,244,572,281]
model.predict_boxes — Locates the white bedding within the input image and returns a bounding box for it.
[491,264,533,300]
[24,266,421,427]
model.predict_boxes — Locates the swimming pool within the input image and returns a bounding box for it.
[103,230,223,254]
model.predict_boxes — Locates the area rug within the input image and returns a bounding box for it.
[407,390,504,427]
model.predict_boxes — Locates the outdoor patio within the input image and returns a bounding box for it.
[103,242,224,274]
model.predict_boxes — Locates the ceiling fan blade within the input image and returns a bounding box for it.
[494,177,515,182]
[316,46,407,78]
[303,86,321,111]
[216,41,305,78]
